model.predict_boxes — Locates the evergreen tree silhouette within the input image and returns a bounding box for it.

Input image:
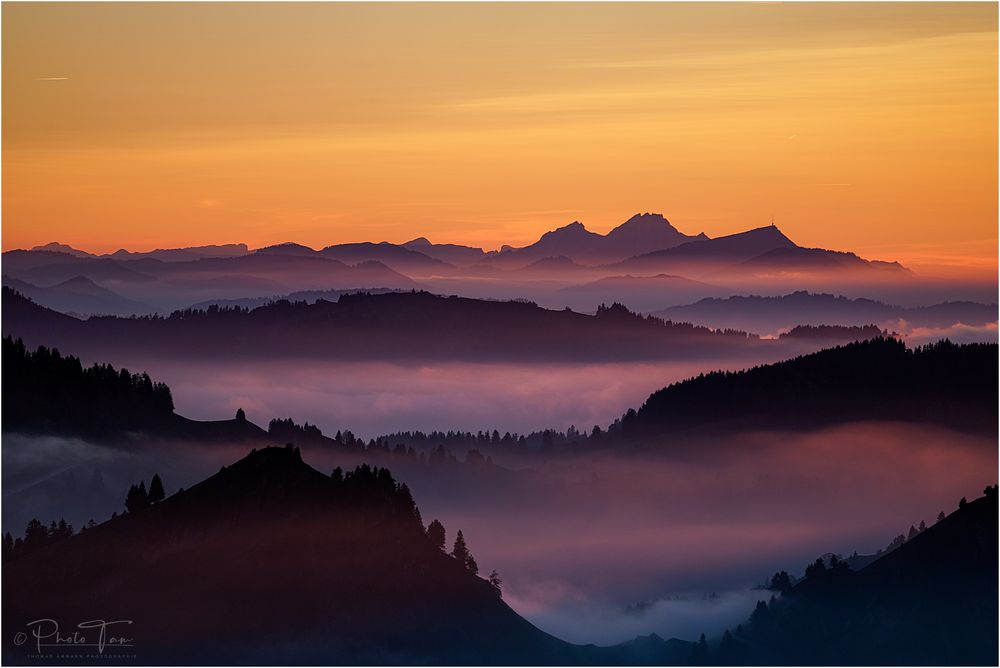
[236,407,246,421]
[125,481,149,513]
[452,530,469,563]
[148,474,165,503]
[427,519,446,551]
[452,529,478,573]
[690,633,709,665]
[769,571,792,592]
[23,519,48,550]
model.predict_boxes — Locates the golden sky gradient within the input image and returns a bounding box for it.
[3,2,997,276]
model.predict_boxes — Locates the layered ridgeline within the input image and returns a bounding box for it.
[620,338,998,438]
[4,213,928,317]
[5,333,996,449]
[715,490,998,666]
[1,446,692,665]
[2,288,762,362]
[13,214,900,275]
[656,292,998,334]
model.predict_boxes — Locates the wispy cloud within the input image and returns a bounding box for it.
[34,76,69,81]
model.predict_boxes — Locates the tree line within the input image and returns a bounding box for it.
[3,336,174,436]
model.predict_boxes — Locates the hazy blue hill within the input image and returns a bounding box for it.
[2,275,155,317]
[656,291,998,333]
[319,241,455,274]
[402,237,488,266]
[720,245,911,277]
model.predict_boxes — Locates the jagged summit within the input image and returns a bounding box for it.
[539,220,596,238]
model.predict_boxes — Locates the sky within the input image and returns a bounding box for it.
[3,3,997,276]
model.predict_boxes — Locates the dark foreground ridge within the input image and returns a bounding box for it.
[1,446,692,665]
[718,489,999,665]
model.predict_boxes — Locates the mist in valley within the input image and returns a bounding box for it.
[4,420,993,646]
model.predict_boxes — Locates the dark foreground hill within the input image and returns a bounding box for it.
[1,447,692,665]
[620,337,998,438]
[2,287,759,362]
[719,491,998,665]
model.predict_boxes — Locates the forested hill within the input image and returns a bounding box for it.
[1,336,265,442]
[3,287,759,362]
[621,338,998,437]
[716,489,998,665]
[2,446,694,665]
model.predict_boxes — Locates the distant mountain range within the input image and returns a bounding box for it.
[11,212,906,278]
[607,226,908,279]
[10,214,976,325]
[2,275,155,317]
[31,241,249,262]
[483,213,708,268]
[656,292,998,334]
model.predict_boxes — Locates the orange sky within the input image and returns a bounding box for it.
[3,3,997,277]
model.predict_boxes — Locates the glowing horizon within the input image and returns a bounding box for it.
[3,2,997,278]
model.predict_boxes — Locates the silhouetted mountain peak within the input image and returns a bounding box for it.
[29,242,93,258]
[198,445,329,501]
[253,242,318,256]
[609,212,678,235]
[740,224,796,246]
[52,275,100,290]
[524,255,583,270]
[405,236,432,246]
[541,220,595,239]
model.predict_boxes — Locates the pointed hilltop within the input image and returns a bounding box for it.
[1,446,694,664]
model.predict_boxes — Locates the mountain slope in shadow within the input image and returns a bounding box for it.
[620,337,998,438]
[1,447,693,665]
[720,491,998,665]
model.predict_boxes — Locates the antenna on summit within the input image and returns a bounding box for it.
[770,215,775,227]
